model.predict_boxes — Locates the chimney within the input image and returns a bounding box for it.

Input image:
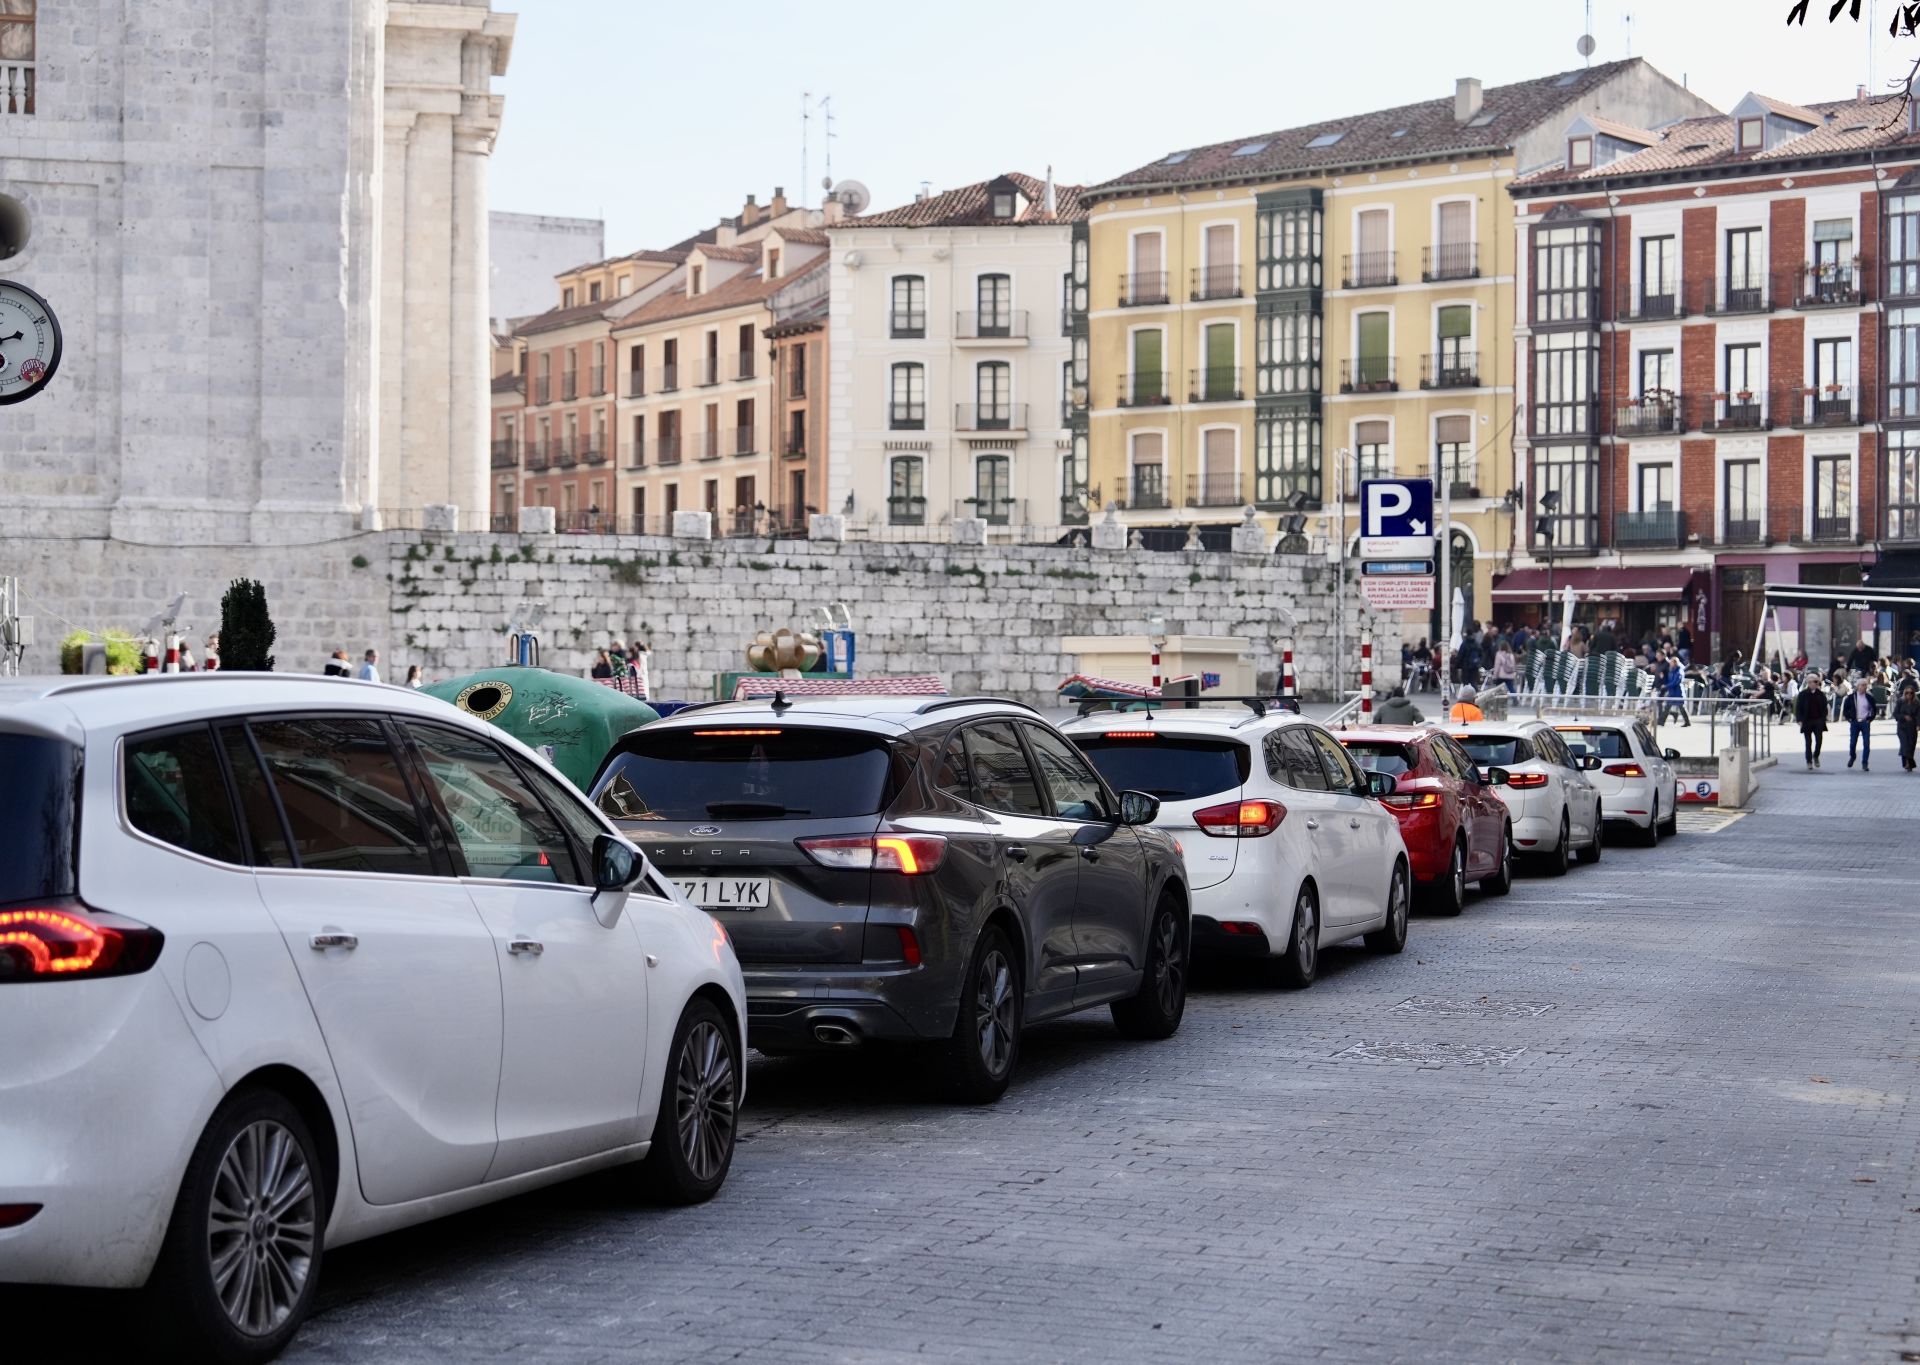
[1455,77,1484,125]
[1911,70,1920,133]
[770,186,789,216]
[741,193,759,228]
[1044,164,1057,219]
[1859,84,1869,102]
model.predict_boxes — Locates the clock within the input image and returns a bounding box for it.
[0,279,62,406]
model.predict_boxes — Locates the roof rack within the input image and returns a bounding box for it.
[1073,694,1299,720]
[913,696,1041,717]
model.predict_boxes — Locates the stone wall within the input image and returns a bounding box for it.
[5,531,1396,703]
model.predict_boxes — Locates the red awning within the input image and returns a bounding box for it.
[1490,566,1703,603]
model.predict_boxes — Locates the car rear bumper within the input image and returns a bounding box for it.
[1508,813,1560,850]
[1188,877,1289,957]
[1190,915,1275,957]
[1599,781,1657,825]
[1389,813,1450,882]
[741,963,957,1048]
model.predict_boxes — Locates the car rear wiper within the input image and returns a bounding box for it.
[704,800,811,817]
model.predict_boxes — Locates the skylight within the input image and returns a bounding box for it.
[1845,123,1870,133]
[1390,128,1409,138]
[1681,142,1712,152]
[1232,141,1271,157]
[1163,150,1191,165]
[1305,131,1345,149]
[1556,72,1582,86]
[1468,112,1498,127]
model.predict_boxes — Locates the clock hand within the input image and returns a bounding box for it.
[0,332,20,344]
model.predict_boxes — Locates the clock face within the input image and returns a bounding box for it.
[0,280,62,406]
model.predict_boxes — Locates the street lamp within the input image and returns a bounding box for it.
[1537,489,1563,641]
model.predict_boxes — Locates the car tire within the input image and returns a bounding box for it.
[1274,882,1320,989]
[639,997,740,1204]
[1582,805,1604,862]
[1543,812,1571,877]
[1111,896,1188,1040]
[1364,861,1410,954]
[1426,839,1467,916]
[1479,825,1514,896]
[145,1089,326,1365]
[1638,799,1662,847]
[1661,803,1680,838]
[941,924,1022,1104]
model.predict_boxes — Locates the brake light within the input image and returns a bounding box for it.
[0,904,164,984]
[1102,731,1156,740]
[896,926,923,966]
[1504,772,1550,789]
[1192,799,1285,837]
[0,1204,42,1229]
[693,729,782,737]
[1603,763,1646,778]
[795,833,948,875]
[1384,792,1441,809]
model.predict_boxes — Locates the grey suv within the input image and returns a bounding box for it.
[589,696,1190,1102]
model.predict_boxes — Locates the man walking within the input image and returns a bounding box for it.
[1795,670,1830,770]
[1659,656,1690,727]
[1842,677,1875,771]
[355,648,381,684]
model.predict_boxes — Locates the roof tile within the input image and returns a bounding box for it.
[612,254,828,332]
[843,173,1086,229]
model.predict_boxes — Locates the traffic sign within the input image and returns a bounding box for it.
[1359,478,1434,558]
[1362,559,1436,576]
[1361,575,1436,610]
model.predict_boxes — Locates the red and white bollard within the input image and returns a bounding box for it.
[1150,644,1162,695]
[1360,631,1374,723]
[161,631,181,674]
[1280,637,1296,702]
[143,637,160,674]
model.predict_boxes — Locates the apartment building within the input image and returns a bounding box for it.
[1076,59,1710,619]
[1508,89,1920,664]
[766,264,830,534]
[826,173,1084,537]
[489,325,526,529]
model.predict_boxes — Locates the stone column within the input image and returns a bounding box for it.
[402,111,454,508]
[377,109,415,515]
[450,37,499,526]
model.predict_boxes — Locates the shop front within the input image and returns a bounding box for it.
[1864,549,1920,667]
[1759,578,1920,672]
[1718,551,1871,670]
[1490,565,1707,651]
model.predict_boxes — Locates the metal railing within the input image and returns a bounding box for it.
[655,364,680,392]
[1420,352,1478,389]
[1125,478,1172,511]
[589,366,607,397]
[956,403,1026,431]
[716,426,756,457]
[731,352,756,382]
[1810,514,1852,542]
[888,496,928,526]
[1186,472,1246,508]
[1342,251,1397,289]
[1188,366,1244,402]
[626,370,647,398]
[1617,288,1681,321]
[691,430,721,460]
[1422,242,1478,281]
[1795,387,1859,427]
[1614,395,1686,436]
[561,374,578,401]
[1191,265,1242,300]
[1119,271,1170,307]
[1705,273,1773,316]
[525,446,551,472]
[652,436,683,466]
[490,440,518,469]
[889,401,926,430]
[889,310,926,338]
[1061,493,1091,526]
[1339,358,1397,393]
[1793,263,1862,309]
[1117,371,1171,406]
[554,440,580,468]
[1721,517,1763,546]
[696,356,721,387]
[622,443,644,469]
[957,310,1028,340]
[582,441,609,466]
[955,496,1021,526]
[1616,508,1685,550]
[533,378,551,404]
[1704,395,1769,432]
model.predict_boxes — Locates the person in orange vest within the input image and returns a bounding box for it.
[1449,684,1485,723]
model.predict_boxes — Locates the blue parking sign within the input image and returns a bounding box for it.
[1360,479,1434,540]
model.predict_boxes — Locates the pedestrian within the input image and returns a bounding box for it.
[323,650,350,677]
[355,648,381,683]
[404,664,423,690]
[1375,686,1424,725]
[1795,670,1830,770]
[1842,678,1876,771]
[1848,638,1877,676]
[1897,681,1920,773]
[629,640,652,699]
[1660,657,1691,727]
[202,633,221,672]
[1592,618,1617,656]
[1491,641,1517,694]
[1449,684,1484,723]
[591,649,615,680]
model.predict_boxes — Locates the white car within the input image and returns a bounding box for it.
[1552,718,1681,846]
[0,674,745,1364]
[1063,705,1409,988]
[1451,719,1604,875]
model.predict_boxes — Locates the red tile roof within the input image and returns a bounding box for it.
[612,254,828,332]
[769,225,830,245]
[517,298,624,336]
[843,173,1087,229]
[691,243,761,264]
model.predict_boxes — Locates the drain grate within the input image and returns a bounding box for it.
[1336,1041,1527,1067]
[1392,996,1555,1019]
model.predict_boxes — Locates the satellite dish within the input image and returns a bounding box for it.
[842,249,863,270]
[1576,33,1596,57]
[830,179,871,215]
[138,592,189,639]
[807,209,826,227]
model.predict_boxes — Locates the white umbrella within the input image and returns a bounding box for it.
[1559,584,1578,648]
[1449,588,1466,651]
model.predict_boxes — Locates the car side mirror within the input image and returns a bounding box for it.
[590,832,642,927]
[1579,754,1603,771]
[1119,790,1161,826]
[1662,748,1681,761]
[1486,766,1512,786]
[1365,771,1398,799]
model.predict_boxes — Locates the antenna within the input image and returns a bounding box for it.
[800,91,810,211]
[1623,10,1632,58]
[820,95,836,189]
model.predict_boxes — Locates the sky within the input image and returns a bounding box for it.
[490,0,1920,251]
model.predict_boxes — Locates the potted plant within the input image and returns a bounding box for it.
[1825,382,1843,394]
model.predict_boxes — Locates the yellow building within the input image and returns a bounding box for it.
[1078,59,1709,627]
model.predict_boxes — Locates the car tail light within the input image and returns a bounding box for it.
[0,903,164,984]
[1503,772,1551,790]
[795,833,948,875]
[1192,799,1285,837]
[1219,921,1265,936]
[1102,731,1156,740]
[896,926,922,966]
[0,1204,42,1229]
[1384,792,1441,809]
[692,728,782,737]
[1603,763,1646,778]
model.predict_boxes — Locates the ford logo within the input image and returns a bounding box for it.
[688,825,722,837]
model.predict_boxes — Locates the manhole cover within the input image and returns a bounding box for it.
[1336,1041,1527,1067]
[1392,997,1555,1019]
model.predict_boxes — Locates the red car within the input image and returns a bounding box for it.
[1338,725,1513,914]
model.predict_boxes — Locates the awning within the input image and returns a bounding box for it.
[1864,548,1920,590]
[1764,581,1920,614]
[1491,566,1701,603]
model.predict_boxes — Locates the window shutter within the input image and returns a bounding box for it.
[1134,233,1162,276]
[1357,313,1389,359]
[1437,305,1472,339]
[1133,329,1163,375]
[1355,420,1390,446]
[1436,415,1472,444]
[1206,324,1235,372]
[1438,201,1470,246]
[1205,224,1234,269]
[1357,209,1388,256]
[1812,219,1853,243]
[1132,431,1164,466]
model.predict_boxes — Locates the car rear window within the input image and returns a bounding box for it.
[594,727,897,821]
[1557,728,1631,759]
[0,731,80,907]
[1340,740,1418,776]
[1457,735,1527,767]
[1072,734,1249,801]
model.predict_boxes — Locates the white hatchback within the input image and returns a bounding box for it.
[0,675,745,1364]
[1552,718,1682,846]
[1063,705,1409,988]
[1451,719,1605,875]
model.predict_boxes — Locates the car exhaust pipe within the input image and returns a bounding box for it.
[812,1023,859,1046]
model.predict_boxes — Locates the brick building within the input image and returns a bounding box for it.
[1508,89,1920,666]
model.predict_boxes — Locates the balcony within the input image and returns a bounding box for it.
[626,370,646,398]
[652,436,683,466]
[1810,515,1853,543]
[1061,491,1091,526]
[957,310,1029,341]
[2,61,35,116]
[561,375,578,402]
[888,495,928,526]
[692,430,721,460]
[957,496,1020,527]
[1794,264,1862,309]
[1794,386,1860,428]
[533,378,551,405]
[890,310,927,338]
[696,357,721,387]
[555,440,580,469]
[1125,476,1172,511]
[719,426,757,457]
[589,366,607,397]
[1116,371,1172,407]
[1191,265,1243,301]
[1704,394,1770,432]
[1339,357,1397,394]
[1720,518,1764,546]
[525,445,551,472]
[1705,273,1774,316]
[1119,272,1170,307]
[956,402,1027,432]
[1422,243,1479,282]
[731,351,756,382]
[583,440,609,466]
[1188,366,1245,403]
[490,514,516,533]
[1618,288,1682,322]
[789,368,808,400]
[1613,395,1686,437]
[783,435,808,459]
[1341,251,1397,289]
[888,401,926,431]
[657,364,681,393]
[1186,472,1247,508]
[1616,509,1685,551]
[1420,352,1479,389]
[490,439,518,469]
[623,443,644,469]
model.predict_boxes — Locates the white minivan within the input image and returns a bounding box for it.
[0,674,745,1364]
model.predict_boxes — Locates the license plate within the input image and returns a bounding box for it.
[676,877,771,910]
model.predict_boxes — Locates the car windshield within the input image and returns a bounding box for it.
[1558,729,1631,759]
[593,726,895,822]
[0,731,81,908]
[1071,735,1249,801]
[1339,741,1418,776]
[1456,736,1523,766]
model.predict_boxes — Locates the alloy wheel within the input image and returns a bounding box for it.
[1294,891,1317,977]
[1390,867,1409,941]
[1452,844,1466,906]
[1151,911,1185,1017]
[976,948,1017,1075]
[206,1119,316,1338]
[674,1020,738,1184]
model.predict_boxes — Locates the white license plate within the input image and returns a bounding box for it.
[676,877,771,910]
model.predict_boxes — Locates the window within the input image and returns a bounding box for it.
[977,274,1011,334]
[1256,407,1322,508]
[1724,343,1761,400]
[974,454,1012,522]
[787,409,806,455]
[1199,321,1237,399]
[690,265,703,294]
[1355,311,1391,387]
[1812,455,1851,536]
[1725,227,1764,308]
[1812,219,1854,282]
[890,362,925,429]
[1568,137,1593,169]
[767,247,780,279]
[595,729,896,823]
[1639,235,1677,315]
[1636,462,1675,511]
[1532,446,1597,551]
[1812,337,1852,393]
[1355,420,1391,485]
[735,397,754,453]
[215,723,293,867]
[1308,728,1365,793]
[934,734,974,802]
[737,322,755,377]
[1532,332,1595,436]
[1235,139,1274,156]
[1199,223,1237,297]
[1129,232,1165,303]
[589,281,601,302]
[1532,221,1598,324]
[562,287,575,308]
[1638,349,1674,396]
[961,723,1047,817]
[1268,728,1331,792]
[249,717,435,877]
[124,725,244,864]
[1723,458,1761,536]
[0,2,33,115]
[992,191,1016,219]
[1737,117,1763,151]
[1891,308,1920,417]
[1074,735,1247,802]
[1200,427,1238,504]
[1129,329,1165,404]
[1061,433,1089,520]
[1129,431,1166,508]
[1256,199,1322,292]
[1436,414,1473,490]
[1020,724,1109,821]
[890,277,926,336]
[975,361,1011,427]
[889,455,925,523]
[1890,193,1920,298]
[1352,208,1391,286]
[1435,304,1472,379]
[617,275,632,296]
[790,340,808,396]
[1889,433,1920,540]
[406,721,581,883]
[1259,303,1321,394]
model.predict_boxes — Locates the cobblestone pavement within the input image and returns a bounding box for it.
[19,768,1920,1364]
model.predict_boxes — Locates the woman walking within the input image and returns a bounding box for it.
[1491,641,1518,694]
[1897,681,1920,773]
[1795,670,1830,770]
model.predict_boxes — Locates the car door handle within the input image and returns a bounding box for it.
[1080,847,1100,862]
[1304,818,1320,831]
[308,931,357,951]
[1349,818,1362,829]
[507,938,545,957]
[1006,844,1029,863]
